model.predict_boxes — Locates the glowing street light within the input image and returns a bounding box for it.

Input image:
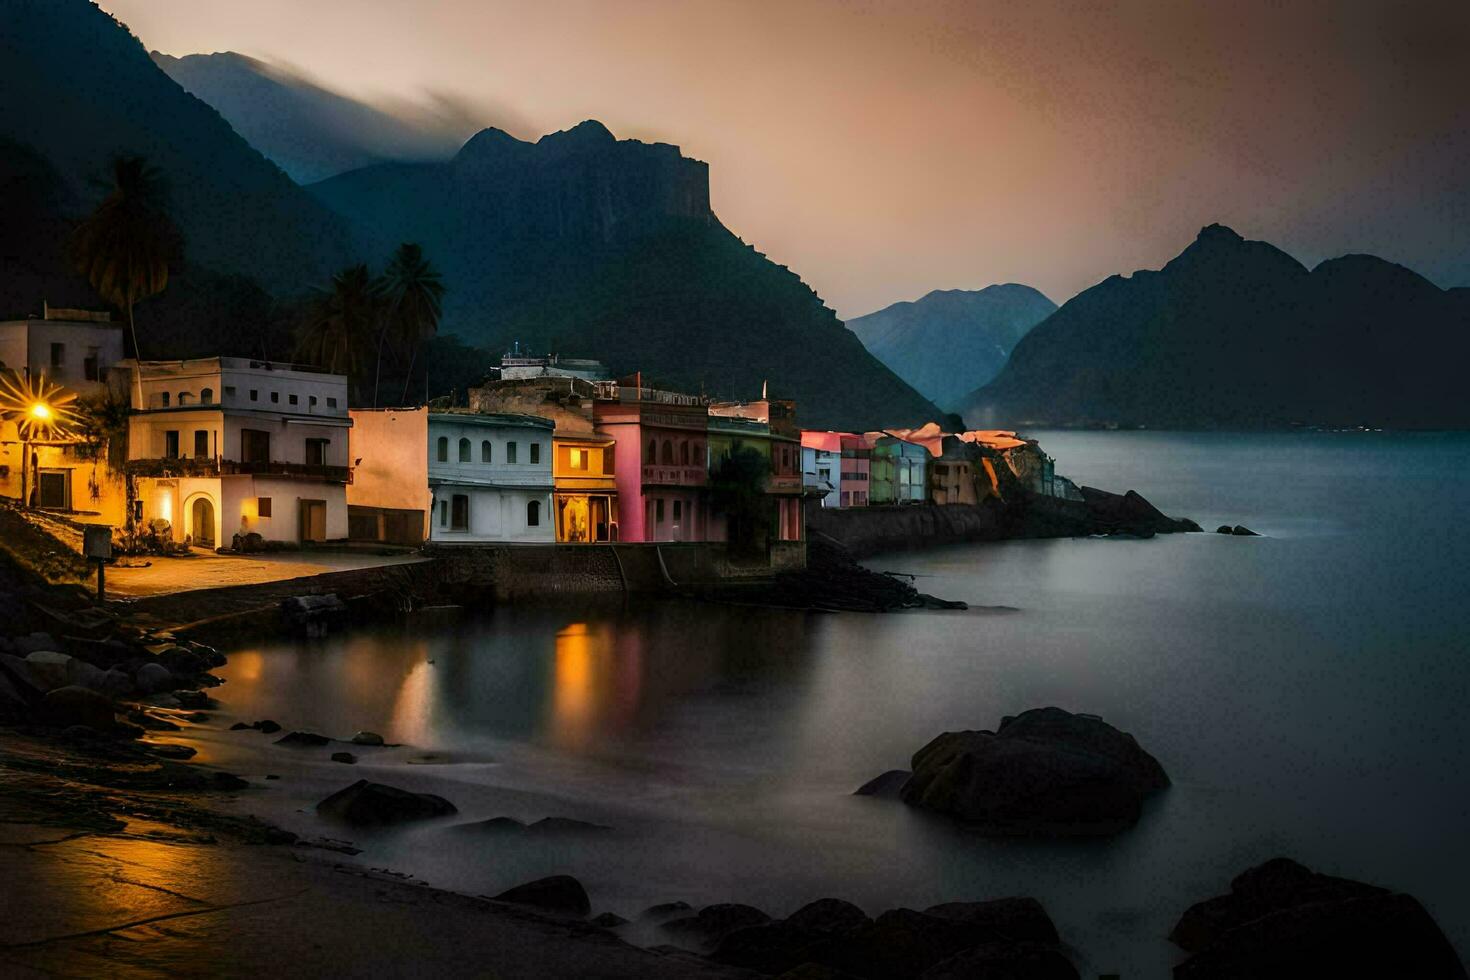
[1,372,78,507]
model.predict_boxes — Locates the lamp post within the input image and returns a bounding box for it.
[0,373,75,509]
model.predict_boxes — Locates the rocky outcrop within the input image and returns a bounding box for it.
[663,904,773,949]
[853,770,911,798]
[1079,487,1201,535]
[315,780,457,826]
[1170,858,1467,979]
[897,707,1168,835]
[492,875,591,916]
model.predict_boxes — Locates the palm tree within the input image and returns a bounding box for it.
[71,156,182,365]
[380,243,445,406]
[295,264,381,400]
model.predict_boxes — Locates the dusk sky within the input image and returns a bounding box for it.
[108,0,1470,319]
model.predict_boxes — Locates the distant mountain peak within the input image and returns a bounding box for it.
[539,119,616,147]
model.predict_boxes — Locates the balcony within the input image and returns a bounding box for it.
[128,457,352,483]
[642,464,707,488]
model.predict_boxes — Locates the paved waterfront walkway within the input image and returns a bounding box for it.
[107,550,431,598]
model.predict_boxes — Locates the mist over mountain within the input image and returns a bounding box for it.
[963,225,1470,429]
[310,121,946,428]
[848,285,1056,411]
[152,51,483,184]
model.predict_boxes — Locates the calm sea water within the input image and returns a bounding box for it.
[206,432,1470,975]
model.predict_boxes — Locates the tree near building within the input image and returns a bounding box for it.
[70,156,182,365]
[709,442,772,555]
[380,243,445,406]
[295,264,382,402]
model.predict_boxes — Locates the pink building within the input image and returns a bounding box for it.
[593,375,709,542]
[801,430,871,507]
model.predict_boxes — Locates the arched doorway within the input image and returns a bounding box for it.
[189,496,215,548]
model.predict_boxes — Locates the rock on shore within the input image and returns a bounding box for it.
[897,707,1168,835]
[1170,858,1467,979]
[316,780,458,825]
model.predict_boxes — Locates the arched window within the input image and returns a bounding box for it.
[200,387,214,405]
[527,499,541,526]
[647,439,657,463]
[661,440,673,464]
[458,437,471,462]
[436,436,448,462]
[681,441,689,465]
[177,391,192,405]
[160,392,170,407]
[481,440,492,463]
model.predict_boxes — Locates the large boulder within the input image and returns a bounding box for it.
[492,875,591,916]
[899,707,1168,836]
[1080,487,1198,534]
[42,685,116,731]
[854,770,911,798]
[1171,858,1466,979]
[315,780,457,826]
[662,903,773,948]
[788,899,872,937]
[134,662,175,694]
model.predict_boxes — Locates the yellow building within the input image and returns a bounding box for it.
[553,436,618,542]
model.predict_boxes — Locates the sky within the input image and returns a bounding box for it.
[108,0,1470,319]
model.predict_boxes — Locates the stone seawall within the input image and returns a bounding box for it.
[807,501,1014,557]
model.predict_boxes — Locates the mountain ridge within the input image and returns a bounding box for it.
[962,225,1470,429]
[847,283,1056,411]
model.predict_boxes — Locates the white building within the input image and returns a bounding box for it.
[124,357,352,548]
[0,305,124,396]
[428,412,555,543]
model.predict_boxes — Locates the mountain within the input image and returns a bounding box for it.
[962,225,1470,429]
[0,0,353,295]
[152,52,480,184]
[847,285,1057,411]
[310,121,947,429]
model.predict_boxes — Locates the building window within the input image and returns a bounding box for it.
[84,347,100,381]
[309,395,318,409]
[526,499,540,526]
[270,391,280,403]
[177,391,191,405]
[241,428,271,463]
[327,397,338,409]
[289,394,298,406]
[306,438,329,466]
[507,441,518,464]
[451,494,469,530]
[569,447,587,471]
[436,436,448,462]
[224,386,236,400]
[50,342,64,369]
[258,497,272,518]
[647,439,656,463]
[458,437,471,462]
[37,470,70,509]
[250,389,258,401]
[201,387,213,405]
[438,499,448,527]
[481,440,492,463]
[681,441,689,465]
[161,392,170,407]
[673,499,682,524]
[163,430,180,459]
[661,440,673,464]
[193,430,209,458]
[655,499,665,523]
[530,442,541,464]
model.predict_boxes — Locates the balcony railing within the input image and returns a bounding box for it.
[127,457,352,483]
[642,464,708,487]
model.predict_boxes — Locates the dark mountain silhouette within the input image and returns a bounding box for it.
[848,284,1057,411]
[962,224,1470,429]
[151,52,481,184]
[0,0,353,295]
[311,121,947,428]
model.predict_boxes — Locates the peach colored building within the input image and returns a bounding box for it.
[347,407,430,544]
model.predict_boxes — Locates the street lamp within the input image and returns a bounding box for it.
[0,373,77,508]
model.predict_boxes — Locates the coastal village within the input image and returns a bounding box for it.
[1,305,1081,585]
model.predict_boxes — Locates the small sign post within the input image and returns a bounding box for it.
[83,526,113,602]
